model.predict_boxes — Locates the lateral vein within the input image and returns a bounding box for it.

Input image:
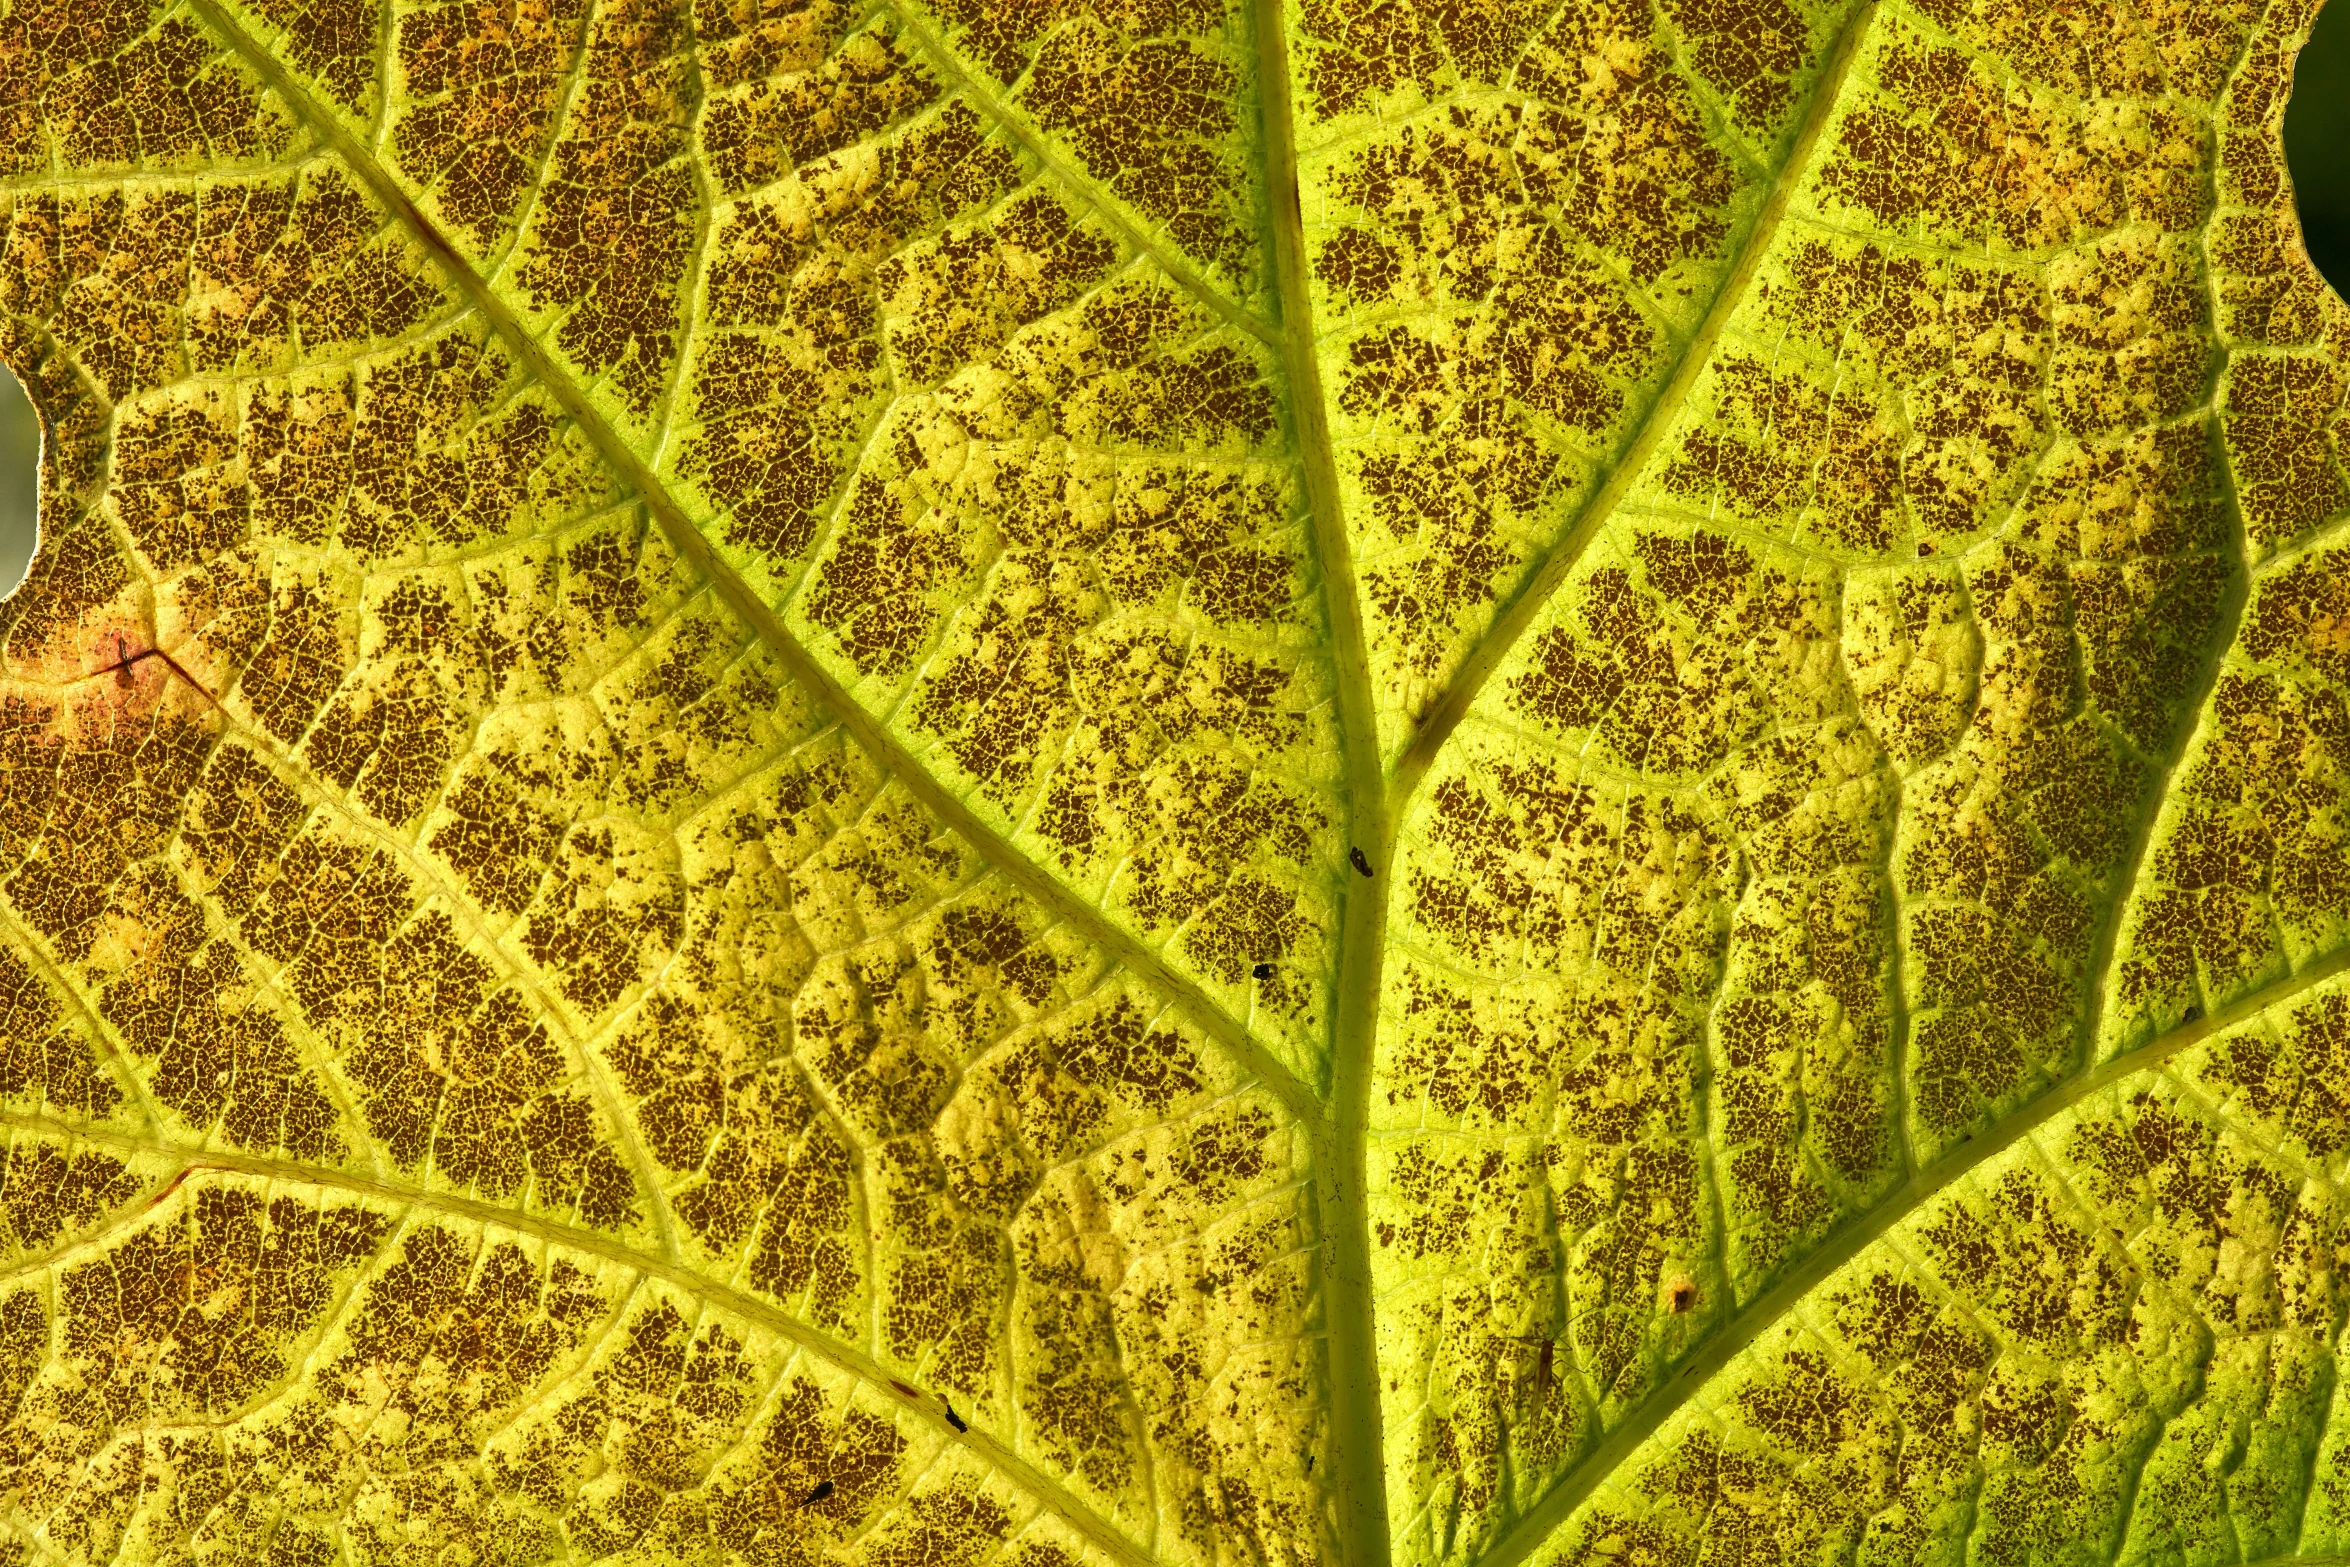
[1389,0,1884,814]
[0,1107,1159,1567]
[883,3,1281,349]
[1474,940,2350,1567]
[186,0,1316,1129]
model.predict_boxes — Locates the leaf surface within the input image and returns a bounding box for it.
[0,0,2344,1565]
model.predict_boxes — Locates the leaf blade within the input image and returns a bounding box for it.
[194,0,1318,1124]
[1375,0,2350,1560]
[5,0,2350,1563]
[0,2,1338,1556]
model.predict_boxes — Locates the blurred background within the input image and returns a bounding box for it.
[2292,0,2350,299]
[0,367,34,601]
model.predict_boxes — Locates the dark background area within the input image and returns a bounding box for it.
[0,369,33,600]
[2292,0,2350,299]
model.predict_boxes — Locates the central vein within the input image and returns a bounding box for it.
[1249,3,1395,1565]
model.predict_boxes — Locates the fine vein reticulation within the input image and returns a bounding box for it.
[0,0,2347,1565]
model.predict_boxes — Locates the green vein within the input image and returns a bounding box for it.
[1254,0,1390,1560]
[0,903,167,1137]
[187,0,1319,1132]
[0,1107,1158,1567]
[2076,441,2251,1064]
[2066,71,2272,1062]
[0,1143,198,1292]
[1878,763,1917,1180]
[1474,938,2350,1567]
[1388,0,1883,817]
[884,1,1280,349]
[136,642,692,1261]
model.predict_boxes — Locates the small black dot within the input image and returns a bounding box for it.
[1252,962,1274,980]
[2182,1003,2204,1024]
[1349,847,1373,878]
[801,1479,834,1506]
[944,1404,967,1433]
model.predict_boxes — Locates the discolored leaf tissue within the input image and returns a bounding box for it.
[0,0,2342,1564]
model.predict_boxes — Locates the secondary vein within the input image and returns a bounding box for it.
[1474,940,2350,1567]
[0,1106,1159,1567]
[1388,0,1884,818]
[186,0,1317,1129]
[881,2,1282,349]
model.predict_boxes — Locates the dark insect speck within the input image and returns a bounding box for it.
[1252,962,1274,980]
[1665,1279,1697,1315]
[2182,1003,2203,1023]
[800,1480,834,1507]
[1350,847,1373,877]
[944,1404,967,1433]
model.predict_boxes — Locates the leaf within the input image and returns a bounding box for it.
[0,0,2341,1564]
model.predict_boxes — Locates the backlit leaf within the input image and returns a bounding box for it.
[0,1,2341,1564]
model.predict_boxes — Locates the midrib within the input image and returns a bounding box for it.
[0,1105,1157,1567]
[185,0,1317,1130]
[1252,4,1392,1567]
[1258,0,1900,1542]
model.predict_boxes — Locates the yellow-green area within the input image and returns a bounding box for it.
[0,1,2340,1566]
